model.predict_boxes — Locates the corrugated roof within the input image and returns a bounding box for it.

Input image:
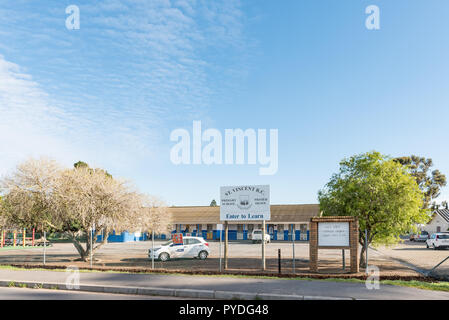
[435,209,449,223]
[167,204,320,224]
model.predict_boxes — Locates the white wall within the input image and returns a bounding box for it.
[424,215,449,234]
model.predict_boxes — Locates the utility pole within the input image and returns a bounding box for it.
[152,229,155,269]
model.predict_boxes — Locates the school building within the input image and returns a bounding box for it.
[168,204,320,241]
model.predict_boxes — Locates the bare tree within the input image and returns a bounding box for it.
[135,196,172,236]
[52,166,148,261]
[0,157,61,232]
[1,158,172,262]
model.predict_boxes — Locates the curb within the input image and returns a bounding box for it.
[0,279,354,300]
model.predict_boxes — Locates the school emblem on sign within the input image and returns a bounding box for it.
[237,195,251,210]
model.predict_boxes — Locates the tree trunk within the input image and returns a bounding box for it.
[66,231,87,261]
[67,229,109,262]
[85,229,109,261]
[359,244,366,269]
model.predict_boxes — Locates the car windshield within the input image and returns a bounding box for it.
[254,231,262,234]
[162,241,173,246]
[437,235,449,239]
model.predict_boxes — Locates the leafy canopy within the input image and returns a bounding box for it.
[393,156,446,209]
[318,151,428,247]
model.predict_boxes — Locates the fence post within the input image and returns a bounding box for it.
[278,249,281,274]
[0,230,3,248]
[13,230,16,247]
[32,229,35,247]
[43,231,46,265]
[23,228,26,247]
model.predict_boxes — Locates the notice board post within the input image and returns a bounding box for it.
[262,220,266,270]
[224,221,228,270]
[309,216,358,273]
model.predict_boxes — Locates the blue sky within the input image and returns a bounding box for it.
[0,0,448,206]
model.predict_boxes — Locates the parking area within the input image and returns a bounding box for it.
[375,240,449,278]
[0,239,430,278]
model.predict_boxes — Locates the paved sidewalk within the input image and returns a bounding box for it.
[0,269,448,300]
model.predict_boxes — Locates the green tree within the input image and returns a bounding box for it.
[210,199,217,207]
[318,151,428,268]
[431,200,448,210]
[73,161,89,169]
[73,160,112,178]
[393,156,446,209]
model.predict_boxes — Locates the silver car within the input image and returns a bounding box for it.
[148,236,210,261]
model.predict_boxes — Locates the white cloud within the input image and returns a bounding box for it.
[0,0,249,178]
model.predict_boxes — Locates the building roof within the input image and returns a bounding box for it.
[167,204,320,224]
[435,209,449,223]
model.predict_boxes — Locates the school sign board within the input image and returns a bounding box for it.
[309,216,359,273]
[318,222,350,247]
[220,185,270,221]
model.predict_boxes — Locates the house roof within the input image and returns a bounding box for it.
[435,209,449,223]
[167,204,320,224]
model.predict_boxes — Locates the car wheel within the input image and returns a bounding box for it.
[159,252,170,261]
[426,243,429,248]
[198,250,208,260]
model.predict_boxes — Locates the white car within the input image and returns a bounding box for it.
[426,233,449,250]
[251,229,271,243]
[148,236,210,261]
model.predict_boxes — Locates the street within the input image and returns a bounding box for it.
[0,268,449,300]
[0,286,186,300]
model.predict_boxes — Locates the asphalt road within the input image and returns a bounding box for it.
[1,268,449,300]
[0,286,183,300]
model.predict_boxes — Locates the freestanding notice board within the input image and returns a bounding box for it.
[309,216,359,273]
[220,185,270,270]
